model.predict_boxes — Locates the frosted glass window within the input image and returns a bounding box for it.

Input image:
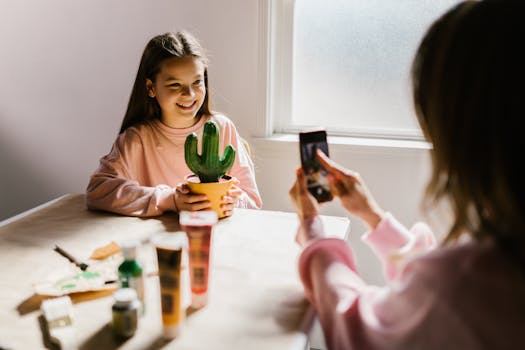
[290,0,461,139]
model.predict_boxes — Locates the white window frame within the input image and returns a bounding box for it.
[257,0,429,144]
[267,0,294,137]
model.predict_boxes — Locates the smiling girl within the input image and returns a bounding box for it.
[86,32,262,217]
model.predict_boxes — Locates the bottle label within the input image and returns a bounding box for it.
[112,303,139,338]
[156,247,183,325]
[187,229,211,294]
[119,274,145,303]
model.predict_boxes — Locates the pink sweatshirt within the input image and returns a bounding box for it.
[86,114,262,216]
[298,214,525,349]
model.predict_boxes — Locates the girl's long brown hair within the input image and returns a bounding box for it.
[411,1,525,253]
[120,32,211,133]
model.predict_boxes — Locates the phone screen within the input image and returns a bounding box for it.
[299,130,333,203]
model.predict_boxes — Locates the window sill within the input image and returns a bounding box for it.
[251,133,431,156]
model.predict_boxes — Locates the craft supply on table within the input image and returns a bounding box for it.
[90,241,121,260]
[34,242,121,296]
[34,270,108,296]
[118,240,145,313]
[54,245,89,271]
[41,296,77,350]
[179,210,218,309]
[152,232,188,339]
[111,288,140,339]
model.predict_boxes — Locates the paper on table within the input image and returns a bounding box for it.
[34,252,122,296]
[34,270,105,296]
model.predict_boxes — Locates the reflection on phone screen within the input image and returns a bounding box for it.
[300,137,332,202]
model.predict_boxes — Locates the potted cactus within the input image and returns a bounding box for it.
[184,120,236,218]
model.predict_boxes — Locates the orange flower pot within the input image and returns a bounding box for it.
[185,174,234,219]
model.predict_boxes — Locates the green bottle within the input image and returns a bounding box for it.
[118,240,145,313]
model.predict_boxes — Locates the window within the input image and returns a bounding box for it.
[268,0,461,140]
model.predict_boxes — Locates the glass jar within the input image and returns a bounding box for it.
[111,288,140,338]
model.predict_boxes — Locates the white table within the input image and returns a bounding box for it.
[0,194,349,350]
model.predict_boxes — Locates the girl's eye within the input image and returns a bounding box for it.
[193,80,203,85]
[169,83,181,88]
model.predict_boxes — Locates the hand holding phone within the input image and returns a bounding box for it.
[299,130,333,203]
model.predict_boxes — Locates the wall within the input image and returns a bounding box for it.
[0,0,256,215]
[0,0,435,285]
[0,0,185,218]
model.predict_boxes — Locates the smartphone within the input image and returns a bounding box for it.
[299,130,333,203]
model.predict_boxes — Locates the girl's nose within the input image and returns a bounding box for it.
[182,86,195,96]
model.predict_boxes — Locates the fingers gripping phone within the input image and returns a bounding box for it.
[299,130,333,203]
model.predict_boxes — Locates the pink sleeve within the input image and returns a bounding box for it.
[362,213,436,281]
[299,237,436,350]
[85,132,177,217]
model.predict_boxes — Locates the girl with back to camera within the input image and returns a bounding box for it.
[289,1,525,349]
[86,32,262,217]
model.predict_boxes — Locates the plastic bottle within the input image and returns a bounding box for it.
[118,240,145,313]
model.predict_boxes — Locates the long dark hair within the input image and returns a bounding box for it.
[120,31,211,133]
[412,0,525,247]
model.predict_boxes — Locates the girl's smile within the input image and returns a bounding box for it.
[176,100,198,112]
[147,56,206,128]
[177,101,197,109]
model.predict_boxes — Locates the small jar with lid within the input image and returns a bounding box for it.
[111,288,141,338]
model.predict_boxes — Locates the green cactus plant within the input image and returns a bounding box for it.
[184,120,236,183]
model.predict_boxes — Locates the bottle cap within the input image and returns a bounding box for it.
[151,232,188,250]
[120,240,140,260]
[191,293,208,309]
[179,210,218,226]
[114,288,138,306]
[163,324,182,339]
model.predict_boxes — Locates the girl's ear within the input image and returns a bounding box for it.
[146,79,156,98]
